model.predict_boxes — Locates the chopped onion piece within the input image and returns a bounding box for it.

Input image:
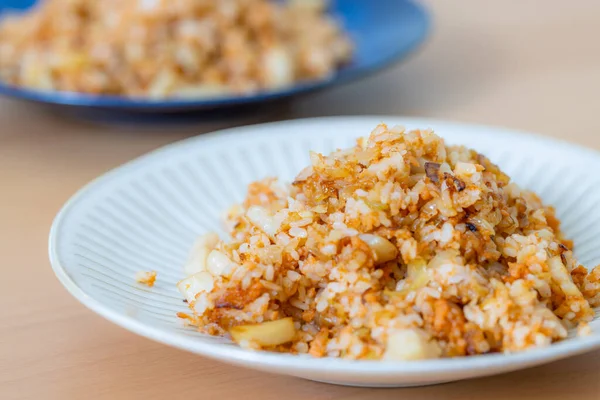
[229,318,296,347]
[184,232,220,275]
[207,249,237,277]
[177,271,214,303]
[384,329,441,361]
[406,258,430,291]
[359,234,398,265]
[246,206,285,238]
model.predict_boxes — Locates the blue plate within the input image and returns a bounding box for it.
[0,0,430,113]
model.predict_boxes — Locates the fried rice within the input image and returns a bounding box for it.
[0,0,351,98]
[177,124,600,360]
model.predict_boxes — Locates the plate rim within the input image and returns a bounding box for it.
[49,116,600,379]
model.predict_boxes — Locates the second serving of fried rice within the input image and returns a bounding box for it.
[177,124,600,360]
[0,0,352,98]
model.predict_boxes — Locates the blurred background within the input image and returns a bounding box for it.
[1,1,600,399]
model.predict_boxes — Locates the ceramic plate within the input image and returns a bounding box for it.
[49,117,600,387]
[0,0,429,114]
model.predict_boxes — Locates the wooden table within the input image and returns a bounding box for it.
[2,1,600,398]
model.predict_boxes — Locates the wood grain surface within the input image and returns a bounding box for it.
[2,1,600,399]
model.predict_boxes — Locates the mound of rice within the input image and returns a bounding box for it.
[177,124,600,360]
[0,0,351,98]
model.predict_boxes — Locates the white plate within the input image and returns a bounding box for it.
[49,117,600,387]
